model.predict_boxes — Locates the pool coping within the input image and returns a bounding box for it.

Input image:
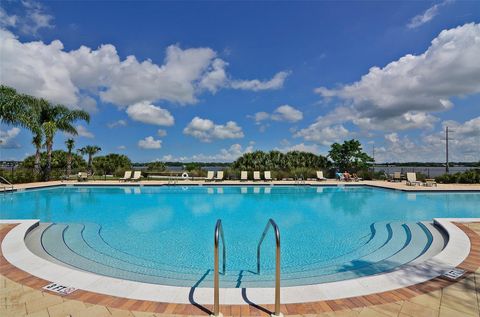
[1,218,478,306]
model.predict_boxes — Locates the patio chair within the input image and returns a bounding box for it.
[316,171,327,181]
[264,171,272,181]
[131,171,142,182]
[77,172,88,182]
[253,171,261,181]
[393,172,402,182]
[205,171,215,182]
[240,171,248,181]
[215,171,224,182]
[336,172,345,181]
[406,173,423,186]
[119,171,132,182]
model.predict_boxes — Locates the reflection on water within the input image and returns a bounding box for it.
[2,186,480,271]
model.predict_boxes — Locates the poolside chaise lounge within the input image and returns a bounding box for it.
[253,171,261,181]
[119,171,132,182]
[240,171,248,181]
[131,171,142,182]
[77,172,88,182]
[215,171,224,182]
[406,172,423,186]
[316,171,327,181]
[393,172,402,182]
[264,171,272,181]
[205,171,215,182]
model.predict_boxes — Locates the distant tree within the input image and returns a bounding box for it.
[328,139,374,172]
[93,154,132,176]
[78,146,101,173]
[147,161,166,171]
[232,150,329,171]
[21,150,86,170]
[185,162,201,172]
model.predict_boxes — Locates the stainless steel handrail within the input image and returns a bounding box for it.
[212,219,226,317]
[0,176,14,193]
[257,218,281,316]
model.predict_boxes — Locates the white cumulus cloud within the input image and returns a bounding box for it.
[183,117,244,142]
[138,136,162,149]
[252,105,303,123]
[313,23,480,132]
[157,129,167,137]
[295,124,350,146]
[75,125,94,138]
[407,0,453,29]
[230,71,289,91]
[126,101,174,126]
[0,127,21,148]
[107,119,127,128]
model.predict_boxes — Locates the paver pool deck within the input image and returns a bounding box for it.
[1,180,480,316]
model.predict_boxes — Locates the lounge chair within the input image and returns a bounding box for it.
[215,171,224,182]
[335,172,345,181]
[253,171,261,181]
[119,171,132,182]
[316,171,327,181]
[131,171,142,182]
[393,172,402,182]
[240,171,248,181]
[77,172,88,182]
[406,173,422,186]
[264,171,272,181]
[205,171,215,182]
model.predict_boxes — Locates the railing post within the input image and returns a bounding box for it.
[257,219,283,317]
[212,219,225,317]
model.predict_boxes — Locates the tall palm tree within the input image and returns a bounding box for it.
[79,146,101,173]
[38,103,90,180]
[65,138,75,177]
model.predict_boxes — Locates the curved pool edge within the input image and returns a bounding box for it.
[1,218,478,305]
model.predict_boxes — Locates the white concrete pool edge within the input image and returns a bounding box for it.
[1,218,477,305]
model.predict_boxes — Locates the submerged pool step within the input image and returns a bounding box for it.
[38,220,445,288]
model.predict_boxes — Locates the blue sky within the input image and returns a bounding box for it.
[1,0,479,163]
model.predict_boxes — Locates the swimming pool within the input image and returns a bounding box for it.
[2,185,479,287]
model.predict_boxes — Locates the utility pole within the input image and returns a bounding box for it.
[445,126,454,174]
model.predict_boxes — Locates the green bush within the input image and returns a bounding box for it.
[435,169,480,184]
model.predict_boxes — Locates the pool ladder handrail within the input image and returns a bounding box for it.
[257,218,282,317]
[0,176,14,194]
[212,219,226,317]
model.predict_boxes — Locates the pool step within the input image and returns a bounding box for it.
[32,220,447,288]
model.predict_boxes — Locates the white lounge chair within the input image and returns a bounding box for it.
[205,171,215,182]
[215,171,224,182]
[131,171,142,182]
[392,172,402,182]
[240,171,248,181]
[77,172,88,182]
[253,171,261,181]
[406,173,422,186]
[316,171,327,181]
[119,171,132,182]
[264,171,272,181]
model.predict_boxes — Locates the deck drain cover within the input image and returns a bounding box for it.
[442,268,466,280]
[43,283,77,295]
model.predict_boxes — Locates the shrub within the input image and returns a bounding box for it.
[435,169,480,184]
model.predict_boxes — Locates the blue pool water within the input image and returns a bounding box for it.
[1,185,479,287]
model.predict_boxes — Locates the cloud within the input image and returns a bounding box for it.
[126,101,174,126]
[407,0,453,29]
[138,136,162,149]
[313,23,480,132]
[295,124,350,146]
[183,117,244,142]
[161,143,254,162]
[117,145,126,150]
[75,125,94,138]
[157,129,167,137]
[375,116,480,162]
[230,71,289,91]
[107,119,127,128]
[1,1,54,36]
[252,105,303,124]
[0,127,21,148]
[276,142,320,154]
[0,28,287,115]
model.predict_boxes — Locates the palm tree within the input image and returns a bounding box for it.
[65,138,75,177]
[79,146,101,173]
[38,102,90,180]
